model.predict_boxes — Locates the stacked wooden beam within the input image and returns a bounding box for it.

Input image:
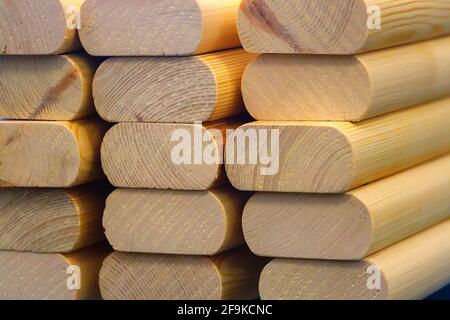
[227,0,450,300]
[0,0,110,300]
[79,0,267,300]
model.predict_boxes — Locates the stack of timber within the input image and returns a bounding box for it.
[226,0,450,300]
[80,0,267,300]
[0,0,110,300]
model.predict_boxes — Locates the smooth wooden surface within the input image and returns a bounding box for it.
[102,120,241,190]
[243,155,450,260]
[243,37,450,121]
[260,219,450,300]
[104,187,249,255]
[0,0,83,55]
[237,0,450,54]
[0,118,108,187]
[226,98,450,193]
[0,245,109,300]
[80,0,241,56]
[0,183,109,253]
[100,247,268,300]
[94,49,255,123]
[0,54,98,120]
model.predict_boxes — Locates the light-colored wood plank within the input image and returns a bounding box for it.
[93,49,256,123]
[0,183,110,253]
[0,118,108,187]
[0,54,98,120]
[243,155,450,260]
[101,120,241,190]
[79,0,241,56]
[243,37,450,121]
[260,219,450,300]
[226,98,450,193]
[0,245,110,300]
[237,0,450,55]
[103,187,249,255]
[99,247,268,300]
[0,0,83,55]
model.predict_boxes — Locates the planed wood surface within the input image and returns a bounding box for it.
[99,247,268,300]
[93,49,256,123]
[0,0,84,55]
[101,120,241,190]
[243,37,450,121]
[0,183,110,253]
[104,187,249,255]
[0,245,110,300]
[243,155,450,260]
[260,219,450,300]
[226,98,450,193]
[0,54,98,120]
[237,0,450,55]
[80,0,241,56]
[0,118,108,187]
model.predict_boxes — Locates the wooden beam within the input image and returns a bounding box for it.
[99,247,268,300]
[79,0,241,56]
[104,187,249,255]
[0,0,83,55]
[93,49,256,123]
[0,118,108,187]
[237,0,450,55]
[243,155,450,260]
[0,183,110,253]
[101,120,241,190]
[242,37,450,121]
[260,219,450,300]
[0,245,110,300]
[0,54,98,120]
[226,98,450,193]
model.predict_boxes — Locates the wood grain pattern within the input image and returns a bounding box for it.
[93,49,255,123]
[260,219,450,300]
[243,154,450,260]
[0,54,98,120]
[0,245,110,300]
[101,120,241,190]
[243,37,450,121]
[226,98,450,193]
[0,0,83,55]
[80,0,241,56]
[99,247,268,300]
[0,118,108,187]
[237,0,450,54]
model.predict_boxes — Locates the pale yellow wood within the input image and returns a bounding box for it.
[237,0,450,54]
[103,187,249,255]
[243,154,450,260]
[101,120,241,190]
[0,245,110,300]
[0,118,108,187]
[99,247,268,300]
[0,0,83,55]
[227,98,450,193]
[260,219,450,300]
[79,0,241,56]
[0,54,98,120]
[243,37,450,121]
[93,49,256,123]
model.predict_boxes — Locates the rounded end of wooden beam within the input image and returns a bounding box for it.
[242,54,371,121]
[99,252,223,300]
[259,259,389,300]
[93,57,216,123]
[80,0,204,56]
[243,193,373,260]
[237,0,369,54]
